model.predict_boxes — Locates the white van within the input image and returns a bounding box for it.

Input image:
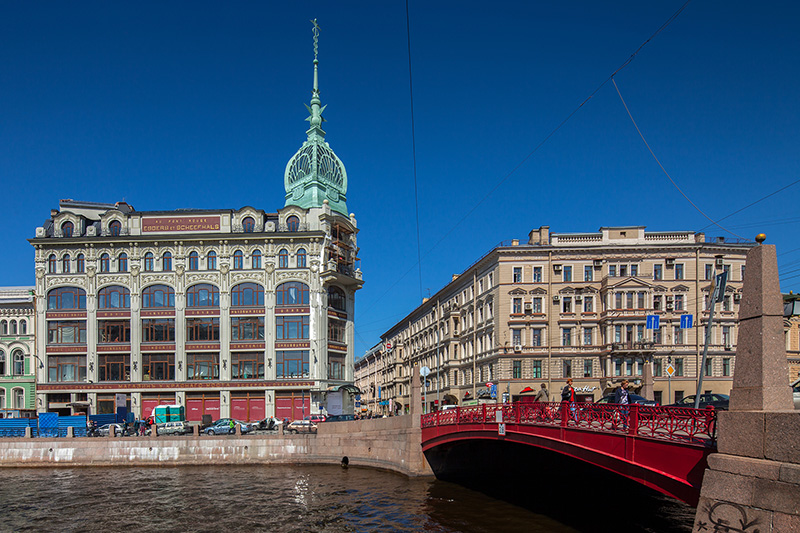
[157,421,190,435]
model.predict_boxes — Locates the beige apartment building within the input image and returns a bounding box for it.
[356,225,754,414]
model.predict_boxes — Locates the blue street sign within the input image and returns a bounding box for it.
[680,314,694,329]
[646,315,660,329]
[490,383,497,399]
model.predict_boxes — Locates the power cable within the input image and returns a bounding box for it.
[696,178,800,233]
[405,0,424,302]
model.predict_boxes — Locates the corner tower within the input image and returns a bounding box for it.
[284,19,348,217]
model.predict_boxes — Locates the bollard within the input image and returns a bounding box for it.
[66,426,74,438]
[193,424,200,437]
[109,425,115,438]
[235,423,242,436]
[24,427,32,439]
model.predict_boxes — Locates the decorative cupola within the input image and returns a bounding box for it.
[284,19,348,217]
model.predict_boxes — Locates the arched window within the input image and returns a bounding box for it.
[20,320,26,335]
[187,283,220,307]
[48,254,57,273]
[12,350,24,376]
[61,221,74,237]
[10,320,17,335]
[162,252,172,272]
[0,321,6,335]
[76,254,85,273]
[100,253,110,273]
[188,251,199,271]
[142,284,175,308]
[62,254,71,274]
[297,248,307,268]
[287,215,300,232]
[243,216,255,233]
[0,350,4,375]
[0,389,4,409]
[328,287,347,312]
[207,251,217,270]
[98,285,131,309]
[231,282,265,307]
[252,250,262,269]
[48,287,87,310]
[276,282,309,306]
[13,388,24,409]
[144,252,154,272]
[278,249,289,269]
[233,250,244,270]
[109,220,121,236]
[118,253,128,273]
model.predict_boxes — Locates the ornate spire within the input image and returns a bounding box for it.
[284,19,348,216]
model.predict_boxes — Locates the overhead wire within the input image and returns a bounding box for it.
[405,0,424,302]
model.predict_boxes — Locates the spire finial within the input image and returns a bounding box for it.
[311,19,320,62]
[306,18,325,130]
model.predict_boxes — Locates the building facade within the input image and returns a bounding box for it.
[356,226,753,414]
[0,287,36,415]
[29,39,363,422]
[785,293,800,381]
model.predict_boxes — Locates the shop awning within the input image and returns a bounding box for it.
[327,384,361,394]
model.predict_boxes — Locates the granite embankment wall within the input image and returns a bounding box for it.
[0,416,433,477]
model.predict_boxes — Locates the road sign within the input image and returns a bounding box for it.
[490,383,497,399]
[385,342,393,351]
[420,366,430,377]
[680,314,694,329]
[666,364,676,377]
[713,271,728,303]
[646,315,660,329]
[498,423,506,436]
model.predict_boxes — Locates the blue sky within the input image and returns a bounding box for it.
[1,1,798,357]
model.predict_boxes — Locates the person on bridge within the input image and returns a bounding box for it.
[534,383,549,402]
[561,379,575,403]
[614,379,631,429]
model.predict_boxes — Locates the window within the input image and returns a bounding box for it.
[109,220,121,236]
[296,248,306,268]
[615,293,623,309]
[533,267,542,282]
[98,320,130,343]
[675,358,684,376]
[207,251,217,270]
[705,357,713,377]
[142,353,175,381]
[562,297,572,313]
[143,252,154,272]
[233,250,244,270]
[637,324,645,341]
[532,360,542,379]
[61,221,74,237]
[722,326,732,347]
[328,319,346,343]
[98,286,131,309]
[609,265,617,277]
[583,296,593,313]
[142,284,175,308]
[674,326,683,345]
[277,316,309,340]
[47,321,86,344]
[47,287,86,310]
[584,265,593,282]
[653,264,662,280]
[142,319,175,342]
[100,253,110,273]
[187,352,220,380]
[232,352,264,379]
[653,327,662,344]
[0,322,6,336]
[76,254,85,273]
[562,328,572,346]
[10,321,16,335]
[231,282,264,307]
[286,216,300,232]
[186,317,220,341]
[583,359,593,378]
[47,356,86,382]
[723,295,731,312]
[583,327,593,346]
[630,265,638,276]
[512,329,522,346]
[532,297,542,313]
[614,325,622,343]
[705,264,713,280]
[278,249,288,269]
[654,358,662,377]
[188,252,199,271]
[675,264,684,280]
[252,250,262,269]
[242,216,255,233]
[20,320,26,335]
[513,267,522,283]
[186,284,220,307]
[675,294,684,311]
[512,298,522,314]
[626,292,634,309]
[276,282,309,306]
[328,286,346,311]
[614,357,623,376]
[513,360,522,379]
[638,292,646,309]
[722,357,731,376]
[162,252,172,272]
[563,266,572,282]
[276,350,309,378]
[62,255,71,273]
[231,317,265,340]
[563,359,572,378]
[620,265,628,277]
[653,295,662,311]
[531,329,542,346]
[118,253,128,273]
[741,265,746,280]
[10,350,24,375]
[98,355,129,381]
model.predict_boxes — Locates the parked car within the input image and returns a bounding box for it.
[96,423,131,437]
[792,379,800,410]
[203,419,252,435]
[304,414,327,423]
[325,414,355,422]
[156,421,191,435]
[252,416,281,431]
[668,394,730,410]
[285,420,317,434]
[595,394,659,407]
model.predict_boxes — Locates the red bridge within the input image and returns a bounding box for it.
[421,401,717,506]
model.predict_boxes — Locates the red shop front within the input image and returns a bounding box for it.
[275,391,311,422]
[186,393,220,422]
[141,394,176,419]
[231,393,265,422]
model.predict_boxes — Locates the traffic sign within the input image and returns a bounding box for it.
[680,314,693,329]
[666,364,676,377]
[420,366,430,377]
[646,315,660,329]
[713,271,728,303]
[385,342,393,351]
[490,383,497,399]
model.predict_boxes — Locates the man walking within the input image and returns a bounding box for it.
[534,383,549,402]
[614,379,631,429]
[561,378,577,423]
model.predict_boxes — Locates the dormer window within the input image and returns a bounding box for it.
[287,216,300,232]
[242,216,255,233]
[61,221,74,237]
[109,220,121,236]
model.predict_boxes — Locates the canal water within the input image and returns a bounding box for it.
[0,465,694,532]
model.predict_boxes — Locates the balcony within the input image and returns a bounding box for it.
[608,341,656,354]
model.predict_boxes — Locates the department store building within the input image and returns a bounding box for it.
[29,48,362,422]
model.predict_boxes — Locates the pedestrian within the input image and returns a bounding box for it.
[229,419,235,434]
[561,378,577,423]
[614,379,631,429]
[534,383,549,402]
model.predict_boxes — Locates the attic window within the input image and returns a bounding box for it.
[287,216,300,232]
[620,231,627,237]
[109,220,121,236]
[61,221,74,237]
[242,217,255,233]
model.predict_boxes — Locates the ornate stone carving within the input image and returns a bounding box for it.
[231,272,265,284]
[140,273,175,285]
[276,270,309,283]
[45,276,87,289]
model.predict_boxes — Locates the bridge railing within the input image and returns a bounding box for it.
[422,402,717,447]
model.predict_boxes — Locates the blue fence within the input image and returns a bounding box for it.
[0,414,89,438]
